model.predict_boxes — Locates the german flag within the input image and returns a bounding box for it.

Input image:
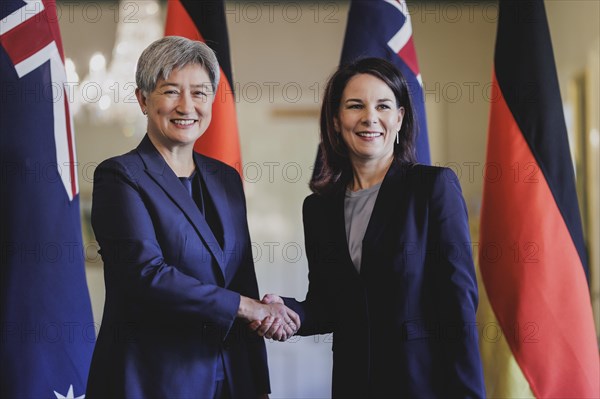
[478,1,599,397]
[165,0,241,175]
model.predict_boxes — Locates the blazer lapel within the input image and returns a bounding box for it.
[333,189,359,276]
[136,136,226,274]
[194,153,235,276]
[361,162,409,272]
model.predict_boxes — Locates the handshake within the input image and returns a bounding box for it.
[238,294,300,342]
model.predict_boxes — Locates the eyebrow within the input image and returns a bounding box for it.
[344,98,394,103]
[158,82,211,89]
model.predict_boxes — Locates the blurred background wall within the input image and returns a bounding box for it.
[57,1,599,397]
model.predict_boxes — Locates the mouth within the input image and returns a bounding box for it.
[356,131,383,138]
[171,119,197,127]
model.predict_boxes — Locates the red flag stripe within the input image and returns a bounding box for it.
[0,9,53,67]
[397,37,418,77]
[480,73,599,398]
[164,0,202,41]
[63,90,76,198]
[164,0,242,176]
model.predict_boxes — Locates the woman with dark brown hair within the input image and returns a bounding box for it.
[257,57,485,398]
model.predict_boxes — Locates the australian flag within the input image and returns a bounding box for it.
[341,0,430,164]
[0,1,94,398]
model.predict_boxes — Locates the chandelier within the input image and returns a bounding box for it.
[68,0,163,137]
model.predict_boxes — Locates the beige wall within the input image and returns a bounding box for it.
[58,1,599,397]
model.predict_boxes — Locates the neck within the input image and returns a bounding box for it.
[349,156,393,191]
[148,135,195,177]
[165,153,196,177]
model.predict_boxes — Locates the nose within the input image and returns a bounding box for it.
[176,92,195,115]
[361,107,378,125]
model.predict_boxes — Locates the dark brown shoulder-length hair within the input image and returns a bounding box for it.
[310,57,418,196]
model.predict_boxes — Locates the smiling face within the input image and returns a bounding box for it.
[335,73,404,167]
[136,63,214,153]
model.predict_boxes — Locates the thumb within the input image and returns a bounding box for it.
[261,294,282,304]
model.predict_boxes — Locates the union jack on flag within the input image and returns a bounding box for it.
[341,0,430,164]
[1,0,78,198]
[0,0,94,397]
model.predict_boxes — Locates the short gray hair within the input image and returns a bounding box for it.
[135,36,220,96]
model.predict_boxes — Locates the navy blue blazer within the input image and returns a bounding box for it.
[284,163,485,398]
[86,136,269,399]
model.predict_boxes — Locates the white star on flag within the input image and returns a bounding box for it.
[54,384,85,399]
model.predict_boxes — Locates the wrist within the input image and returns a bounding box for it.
[237,295,257,321]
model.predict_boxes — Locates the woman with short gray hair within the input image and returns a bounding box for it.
[135,35,220,97]
[86,36,299,399]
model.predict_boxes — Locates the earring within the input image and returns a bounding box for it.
[396,131,400,145]
[143,109,147,115]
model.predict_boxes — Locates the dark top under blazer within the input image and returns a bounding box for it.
[284,163,485,398]
[86,136,269,399]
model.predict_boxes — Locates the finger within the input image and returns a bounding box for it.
[270,317,283,330]
[281,316,297,334]
[269,320,288,339]
[276,331,288,342]
[263,319,277,338]
[263,294,283,304]
[287,309,301,330]
[257,316,273,336]
[281,322,295,337]
[271,325,288,341]
[248,320,261,331]
[286,322,297,333]
[266,324,283,340]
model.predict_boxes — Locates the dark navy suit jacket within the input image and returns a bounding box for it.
[284,163,485,398]
[86,136,269,399]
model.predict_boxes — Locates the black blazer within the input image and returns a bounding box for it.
[285,162,485,398]
[86,136,269,398]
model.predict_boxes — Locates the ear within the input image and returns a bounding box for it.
[333,115,340,133]
[135,88,147,113]
[397,106,405,129]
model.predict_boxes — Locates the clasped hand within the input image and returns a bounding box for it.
[241,294,300,342]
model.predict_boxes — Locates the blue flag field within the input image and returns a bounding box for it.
[1,1,94,397]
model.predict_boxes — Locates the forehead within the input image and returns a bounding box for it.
[342,73,394,99]
[158,63,211,85]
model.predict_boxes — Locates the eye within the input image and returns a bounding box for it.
[347,104,362,109]
[193,90,208,98]
[377,104,391,110]
[163,90,179,96]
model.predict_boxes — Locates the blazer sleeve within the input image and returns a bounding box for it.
[429,168,486,398]
[92,159,240,337]
[283,195,336,336]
